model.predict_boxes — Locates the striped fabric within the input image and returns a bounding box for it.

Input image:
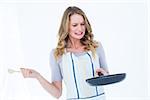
[61,51,106,100]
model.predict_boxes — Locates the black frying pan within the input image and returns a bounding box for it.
[86,73,126,86]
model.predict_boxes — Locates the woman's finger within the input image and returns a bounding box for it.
[20,68,39,78]
[20,68,31,78]
[96,68,108,76]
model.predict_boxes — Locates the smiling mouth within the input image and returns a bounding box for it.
[75,32,83,35]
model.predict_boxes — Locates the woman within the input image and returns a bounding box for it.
[21,6,109,100]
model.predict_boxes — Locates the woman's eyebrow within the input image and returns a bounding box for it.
[72,21,84,24]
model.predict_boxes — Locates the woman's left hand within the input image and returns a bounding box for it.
[96,68,109,76]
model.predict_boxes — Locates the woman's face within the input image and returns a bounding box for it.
[68,14,86,40]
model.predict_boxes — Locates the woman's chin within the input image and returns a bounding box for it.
[75,36,84,40]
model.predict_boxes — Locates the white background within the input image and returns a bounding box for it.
[0,0,149,100]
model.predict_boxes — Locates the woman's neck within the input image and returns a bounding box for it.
[66,38,85,53]
[68,39,82,49]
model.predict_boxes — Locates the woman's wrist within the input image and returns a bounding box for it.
[35,72,42,80]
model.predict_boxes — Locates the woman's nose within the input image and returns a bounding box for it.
[78,25,82,31]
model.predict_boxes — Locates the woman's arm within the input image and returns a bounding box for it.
[96,42,109,75]
[20,68,62,99]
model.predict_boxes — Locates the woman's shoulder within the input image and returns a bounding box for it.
[96,41,102,49]
[95,41,105,55]
[50,48,62,63]
[50,48,56,56]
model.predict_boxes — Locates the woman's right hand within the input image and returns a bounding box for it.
[20,68,62,98]
[20,68,40,79]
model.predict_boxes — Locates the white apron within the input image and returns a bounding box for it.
[61,51,106,100]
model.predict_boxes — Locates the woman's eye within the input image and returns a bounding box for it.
[72,24,77,27]
[81,23,85,26]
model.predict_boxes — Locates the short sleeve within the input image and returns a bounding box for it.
[96,42,108,71]
[49,49,63,82]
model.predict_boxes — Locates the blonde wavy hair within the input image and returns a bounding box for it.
[54,6,99,59]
